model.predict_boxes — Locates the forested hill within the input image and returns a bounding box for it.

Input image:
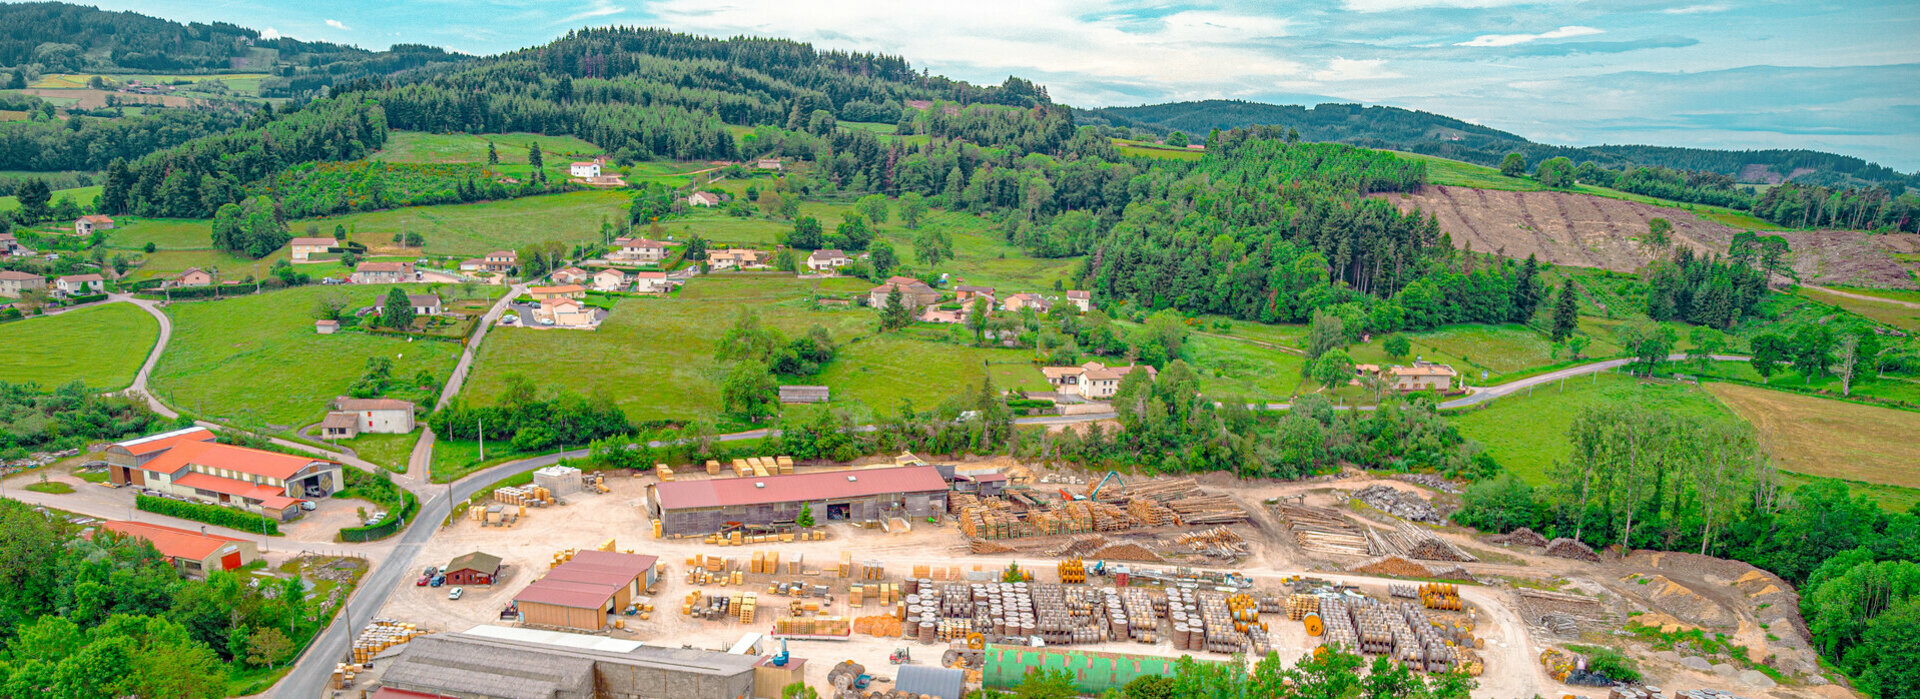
[1086,99,1917,190]
[0,2,469,96]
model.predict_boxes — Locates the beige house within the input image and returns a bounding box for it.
[1386,362,1458,392]
[74,214,115,236]
[481,250,518,273]
[326,397,417,436]
[1001,293,1052,313]
[1066,289,1091,312]
[569,161,601,178]
[869,275,939,310]
[551,266,591,285]
[54,273,104,297]
[708,249,769,270]
[611,237,671,263]
[954,285,995,301]
[315,319,339,334]
[351,261,415,284]
[756,158,784,171]
[0,233,26,257]
[529,285,585,303]
[633,271,679,294]
[1042,361,1158,400]
[592,268,630,292]
[289,237,335,262]
[0,270,46,298]
[805,248,851,272]
[170,268,213,288]
[687,191,721,207]
[539,297,597,327]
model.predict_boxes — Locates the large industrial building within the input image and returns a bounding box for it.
[646,465,950,536]
[377,626,761,699]
[513,550,659,631]
[104,427,341,520]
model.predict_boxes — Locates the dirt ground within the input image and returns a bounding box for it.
[367,463,1845,698]
[1377,185,1920,289]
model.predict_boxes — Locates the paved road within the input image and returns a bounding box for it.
[1252,353,1748,411]
[406,285,524,484]
[115,294,177,417]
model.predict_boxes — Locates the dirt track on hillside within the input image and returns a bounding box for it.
[1377,185,1920,288]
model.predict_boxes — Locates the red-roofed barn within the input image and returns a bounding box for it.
[513,550,659,631]
[104,428,342,520]
[96,520,259,577]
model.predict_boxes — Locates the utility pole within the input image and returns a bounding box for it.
[478,417,484,462]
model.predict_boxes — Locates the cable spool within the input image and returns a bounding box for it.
[1303,613,1325,637]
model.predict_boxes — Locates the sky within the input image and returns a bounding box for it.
[94,0,1920,171]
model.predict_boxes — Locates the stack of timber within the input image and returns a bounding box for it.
[1352,484,1440,523]
[1278,504,1371,556]
[1366,521,1477,562]
[1543,537,1601,563]
[1126,498,1178,527]
[1175,526,1251,560]
[1490,527,1549,547]
[1105,478,1201,503]
[1165,494,1248,525]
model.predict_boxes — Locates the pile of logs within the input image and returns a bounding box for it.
[1353,485,1440,523]
[1365,521,1478,562]
[1166,494,1248,525]
[1278,504,1371,557]
[1175,527,1249,559]
[1544,538,1601,563]
[1490,527,1549,547]
[1102,478,1201,503]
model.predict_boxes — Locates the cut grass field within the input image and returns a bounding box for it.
[1181,333,1306,401]
[0,184,102,211]
[467,275,1049,425]
[1450,373,1742,485]
[1115,141,1206,161]
[1797,286,1920,333]
[0,302,159,390]
[1705,382,1920,490]
[295,189,633,258]
[150,285,460,429]
[31,73,271,92]
[334,432,420,473]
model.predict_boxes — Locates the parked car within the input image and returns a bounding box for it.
[422,566,437,576]
[430,574,445,587]
[448,587,464,601]
[416,575,430,587]
[299,501,317,511]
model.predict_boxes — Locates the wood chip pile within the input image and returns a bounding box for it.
[1349,555,1477,582]
[1278,504,1371,557]
[1354,485,1441,523]
[1544,537,1601,562]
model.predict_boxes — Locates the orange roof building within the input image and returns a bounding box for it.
[96,520,260,577]
[103,429,343,520]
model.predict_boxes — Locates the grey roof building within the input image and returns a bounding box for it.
[896,665,967,699]
[378,629,758,699]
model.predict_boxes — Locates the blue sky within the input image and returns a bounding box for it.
[97,0,1920,170]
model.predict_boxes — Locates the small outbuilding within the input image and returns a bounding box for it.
[444,551,504,586]
[778,385,829,404]
[533,465,583,496]
[95,520,259,578]
[314,319,339,334]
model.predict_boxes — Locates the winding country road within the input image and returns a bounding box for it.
[1805,285,1920,309]
[404,284,524,483]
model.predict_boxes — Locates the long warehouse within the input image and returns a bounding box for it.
[646,465,949,536]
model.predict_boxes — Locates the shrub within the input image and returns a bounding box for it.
[136,494,280,535]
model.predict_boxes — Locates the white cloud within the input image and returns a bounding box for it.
[1660,4,1729,14]
[1456,25,1602,47]
[1311,58,1403,81]
[1342,0,1550,12]
[326,19,350,30]
[555,0,625,26]
[640,0,1305,106]
[259,26,281,40]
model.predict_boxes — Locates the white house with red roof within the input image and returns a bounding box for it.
[103,427,341,520]
[569,161,601,178]
[611,237,672,263]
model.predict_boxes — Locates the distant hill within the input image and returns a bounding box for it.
[1084,99,1917,190]
[0,2,469,96]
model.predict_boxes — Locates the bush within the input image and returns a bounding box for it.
[339,487,416,542]
[136,494,280,535]
[64,292,107,305]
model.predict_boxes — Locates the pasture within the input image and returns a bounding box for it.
[0,302,159,390]
[1114,140,1206,161]
[369,131,604,184]
[1705,382,1920,490]
[1180,334,1307,401]
[295,189,633,257]
[0,185,102,211]
[1449,373,1741,485]
[1797,286,1920,333]
[466,274,1048,426]
[149,285,460,429]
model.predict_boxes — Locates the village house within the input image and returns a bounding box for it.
[351,261,416,284]
[1001,292,1052,313]
[1066,289,1092,312]
[314,319,339,335]
[538,297,598,327]
[1041,361,1158,400]
[406,294,442,316]
[805,248,851,272]
[569,161,601,178]
[54,273,104,297]
[708,249,769,270]
[592,268,630,292]
[322,397,418,438]
[170,267,213,288]
[529,285,586,303]
[611,237,671,263]
[0,270,46,298]
[551,266,591,285]
[633,271,680,294]
[74,214,115,236]
[1386,362,1459,392]
[954,285,995,301]
[481,250,518,273]
[93,521,259,578]
[869,275,939,310]
[103,427,340,520]
[755,158,784,171]
[687,191,721,208]
[289,237,335,262]
[0,233,27,257]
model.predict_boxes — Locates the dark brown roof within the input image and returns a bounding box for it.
[654,465,947,510]
[447,550,502,575]
[514,550,656,609]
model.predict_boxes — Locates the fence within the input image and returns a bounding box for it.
[338,488,418,542]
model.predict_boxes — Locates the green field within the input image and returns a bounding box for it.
[31,73,271,93]
[369,131,605,184]
[334,432,418,473]
[150,285,460,429]
[0,184,102,211]
[1181,334,1307,401]
[1114,140,1207,161]
[1450,373,1741,485]
[467,275,1048,425]
[0,302,159,390]
[1797,286,1920,333]
[295,189,633,258]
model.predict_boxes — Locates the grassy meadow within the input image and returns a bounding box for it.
[150,285,460,429]
[0,184,102,211]
[295,189,633,258]
[0,302,159,390]
[1705,382,1920,490]
[1797,286,1920,333]
[1449,372,1741,485]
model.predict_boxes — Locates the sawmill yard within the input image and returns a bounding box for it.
[369,458,1825,699]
